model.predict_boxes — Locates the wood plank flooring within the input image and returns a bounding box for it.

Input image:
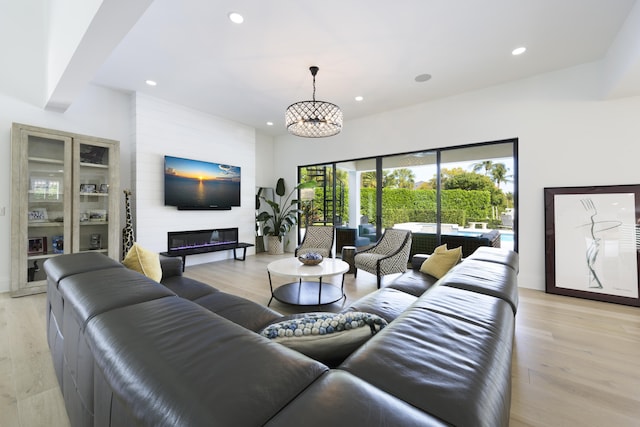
[1,252,639,426]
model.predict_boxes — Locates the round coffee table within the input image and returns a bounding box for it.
[267,257,349,306]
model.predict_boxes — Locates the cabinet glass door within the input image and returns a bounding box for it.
[24,132,72,286]
[73,140,115,256]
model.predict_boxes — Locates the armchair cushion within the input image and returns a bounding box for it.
[419,244,462,279]
[296,226,334,258]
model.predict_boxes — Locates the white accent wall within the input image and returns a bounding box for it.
[132,94,258,267]
[274,60,640,291]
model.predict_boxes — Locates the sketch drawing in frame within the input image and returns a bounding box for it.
[544,184,640,307]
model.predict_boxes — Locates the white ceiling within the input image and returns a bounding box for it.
[15,0,640,136]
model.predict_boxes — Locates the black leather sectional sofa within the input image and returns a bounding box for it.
[44,246,518,427]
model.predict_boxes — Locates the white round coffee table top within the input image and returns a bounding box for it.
[267,257,349,278]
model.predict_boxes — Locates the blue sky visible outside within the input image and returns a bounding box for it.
[409,157,514,194]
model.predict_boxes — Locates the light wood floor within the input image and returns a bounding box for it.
[1,253,639,427]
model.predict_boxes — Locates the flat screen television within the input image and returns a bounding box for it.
[164,155,241,209]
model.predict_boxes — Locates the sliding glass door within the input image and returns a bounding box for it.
[298,139,517,256]
[380,151,438,233]
[439,142,516,252]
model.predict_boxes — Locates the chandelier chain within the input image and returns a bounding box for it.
[312,73,316,104]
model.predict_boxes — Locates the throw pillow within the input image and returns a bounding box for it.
[419,244,462,279]
[122,243,162,282]
[259,312,387,365]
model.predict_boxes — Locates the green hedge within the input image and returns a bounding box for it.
[361,188,490,227]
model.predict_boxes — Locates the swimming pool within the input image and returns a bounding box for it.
[446,229,513,244]
[394,222,515,252]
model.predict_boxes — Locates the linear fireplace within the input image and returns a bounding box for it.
[167,227,239,253]
[161,227,253,272]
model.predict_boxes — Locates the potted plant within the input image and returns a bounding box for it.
[257,178,316,254]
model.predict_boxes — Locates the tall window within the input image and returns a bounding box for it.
[298,139,517,253]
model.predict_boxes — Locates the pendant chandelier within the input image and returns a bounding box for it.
[285,66,343,138]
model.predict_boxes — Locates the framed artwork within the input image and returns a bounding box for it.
[28,237,47,254]
[52,235,64,254]
[28,207,48,222]
[544,184,640,307]
[80,183,97,193]
[99,184,109,193]
[89,209,107,222]
[79,145,108,165]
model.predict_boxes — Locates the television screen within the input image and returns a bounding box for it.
[164,155,241,208]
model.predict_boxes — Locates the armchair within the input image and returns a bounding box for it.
[295,225,335,258]
[354,229,412,288]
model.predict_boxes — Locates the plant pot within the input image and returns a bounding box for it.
[267,235,284,255]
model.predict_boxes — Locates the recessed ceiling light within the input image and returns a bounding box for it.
[512,47,526,56]
[355,96,364,102]
[414,73,432,83]
[266,121,274,126]
[228,12,244,24]
[145,80,157,86]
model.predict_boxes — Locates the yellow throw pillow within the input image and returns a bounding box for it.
[419,244,462,279]
[123,243,162,282]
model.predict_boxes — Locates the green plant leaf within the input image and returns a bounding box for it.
[276,178,286,197]
[256,211,271,221]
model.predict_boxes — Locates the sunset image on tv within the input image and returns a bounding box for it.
[164,156,241,207]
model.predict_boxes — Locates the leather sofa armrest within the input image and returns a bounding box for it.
[160,255,183,278]
[411,254,429,270]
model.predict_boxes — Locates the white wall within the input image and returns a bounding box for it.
[274,60,640,291]
[133,94,257,267]
[0,84,133,293]
[255,131,275,188]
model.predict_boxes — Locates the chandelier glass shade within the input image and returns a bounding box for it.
[285,66,343,138]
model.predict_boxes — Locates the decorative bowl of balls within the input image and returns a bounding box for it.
[298,252,323,265]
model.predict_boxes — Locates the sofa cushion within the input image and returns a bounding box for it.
[342,288,418,322]
[194,291,283,332]
[340,302,514,427]
[439,259,519,314]
[260,312,387,366]
[419,244,462,278]
[122,243,162,281]
[59,267,175,331]
[265,370,448,427]
[86,297,328,427]
[44,251,123,286]
[466,246,519,272]
[161,275,218,301]
[387,269,439,297]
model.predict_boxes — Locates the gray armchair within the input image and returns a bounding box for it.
[354,229,412,288]
[295,225,335,258]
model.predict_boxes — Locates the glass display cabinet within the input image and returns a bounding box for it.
[10,123,120,297]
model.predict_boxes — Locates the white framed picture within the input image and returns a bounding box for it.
[28,207,48,222]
